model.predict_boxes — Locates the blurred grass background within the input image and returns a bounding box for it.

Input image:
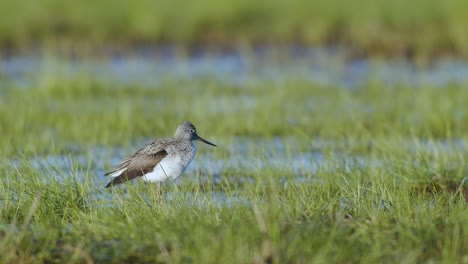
[1,0,468,58]
[1,77,467,156]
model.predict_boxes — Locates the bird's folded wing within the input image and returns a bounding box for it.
[105,149,168,187]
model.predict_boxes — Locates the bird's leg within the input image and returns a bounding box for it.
[156,182,162,202]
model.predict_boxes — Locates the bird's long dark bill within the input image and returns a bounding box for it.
[196,135,217,147]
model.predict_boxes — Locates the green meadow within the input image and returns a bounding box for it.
[1,1,468,263]
[0,65,467,263]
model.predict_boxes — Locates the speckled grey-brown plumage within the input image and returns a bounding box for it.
[105,121,216,188]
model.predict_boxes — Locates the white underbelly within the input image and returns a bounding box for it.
[142,156,190,182]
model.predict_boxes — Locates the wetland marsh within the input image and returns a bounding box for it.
[0,49,467,263]
[0,1,468,262]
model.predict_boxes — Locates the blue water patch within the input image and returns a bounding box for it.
[3,136,466,207]
[2,47,468,89]
[8,137,465,186]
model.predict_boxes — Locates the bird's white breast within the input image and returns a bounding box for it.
[143,143,196,183]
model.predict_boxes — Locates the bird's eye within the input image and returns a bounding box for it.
[189,129,195,133]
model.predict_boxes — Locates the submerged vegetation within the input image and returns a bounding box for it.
[1,0,468,58]
[0,56,467,262]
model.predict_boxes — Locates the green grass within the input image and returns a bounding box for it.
[0,64,467,262]
[1,151,467,263]
[1,0,468,58]
[1,73,467,155]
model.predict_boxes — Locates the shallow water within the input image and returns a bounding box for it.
[3,47,468,207]
[3,136,465,208]
[2,47,468,89]
[17,137,466,187]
